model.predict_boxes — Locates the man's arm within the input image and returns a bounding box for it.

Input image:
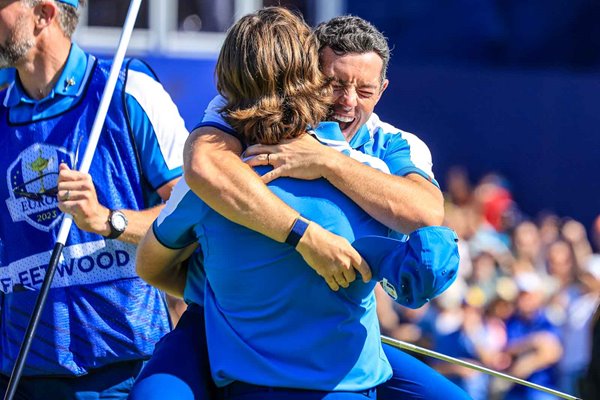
[184,127,371,290]
[136,227,195,298]
[245,134,444,233]
[324,151,444,233]
[56,164,179,244]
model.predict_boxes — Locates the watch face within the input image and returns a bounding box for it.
[111,212,127,231]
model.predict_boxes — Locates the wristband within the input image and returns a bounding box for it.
[285,217,309,248]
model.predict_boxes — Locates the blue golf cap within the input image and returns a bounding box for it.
[353,226,459,309]
[56,0,79,8]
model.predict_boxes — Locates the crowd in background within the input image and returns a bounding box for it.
[376,166,600,400]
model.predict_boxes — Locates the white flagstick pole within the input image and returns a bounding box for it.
[381,335,581,400]
[4,1,143,399]
[56,0,143,242]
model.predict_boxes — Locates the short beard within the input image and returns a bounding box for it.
[0,17,34,68]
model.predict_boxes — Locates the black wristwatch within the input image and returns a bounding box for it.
[106,209,128,239]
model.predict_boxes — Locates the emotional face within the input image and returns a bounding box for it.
[0,1,34,68]
[320,46,388,141]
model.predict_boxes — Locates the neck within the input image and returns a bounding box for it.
[16,35,71,100]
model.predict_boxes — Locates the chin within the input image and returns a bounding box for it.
[342,122,360,140]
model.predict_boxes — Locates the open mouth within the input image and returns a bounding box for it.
[331,114,355,132]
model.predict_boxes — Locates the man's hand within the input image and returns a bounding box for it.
[245,132,444,233]
[296,222,372,291]
[245,134,336,183]
[57,163,110,235]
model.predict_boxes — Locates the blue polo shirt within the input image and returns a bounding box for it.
[4,45,91,123]
[153,123,392,391]
[0,68,15,88]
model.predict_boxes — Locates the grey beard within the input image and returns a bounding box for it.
[0,32,34,68]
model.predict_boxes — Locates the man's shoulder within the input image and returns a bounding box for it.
[366,113,431,149]
[157,179,206,226]
[124,58,158,79]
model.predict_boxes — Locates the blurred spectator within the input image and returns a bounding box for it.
[376,285,435,353]
[580,217,600,397]
[546,240,577,291]
[587,216,600,281]
[538,212,561,249]
[376,168,597,399]
[476,173,517,234]
[512,221,545,272]
[469,251,502,304]
[592,215,600,252]
[580,305,600,399]
[556,265,599,395]
[501,272,563,400]
[431,282,507,400]
[561,219,593,271]
[446,166,473,208]
[466,175,514,267]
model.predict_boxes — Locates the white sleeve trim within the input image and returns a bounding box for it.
[156,178,192,226]
[125,70,188,171]
[367,113,435,179]
[402,131,434,179]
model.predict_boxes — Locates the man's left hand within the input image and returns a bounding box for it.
[245,134,336,183]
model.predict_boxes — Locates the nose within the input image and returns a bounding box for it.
[338,87,358,109]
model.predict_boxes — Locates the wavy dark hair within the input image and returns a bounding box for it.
[314,15,390,84]
[216,7,332,145]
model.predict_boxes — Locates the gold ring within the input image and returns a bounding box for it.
[64,190,70,201]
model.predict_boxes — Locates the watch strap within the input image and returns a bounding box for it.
[285,217,309,248]
[106,209,127,239]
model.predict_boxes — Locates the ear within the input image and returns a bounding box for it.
[33,1,58,30]
[380,78,389,95]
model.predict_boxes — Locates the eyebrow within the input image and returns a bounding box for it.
[333,79,379,90]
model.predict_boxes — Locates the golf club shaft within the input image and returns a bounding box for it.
[381,335,581,400]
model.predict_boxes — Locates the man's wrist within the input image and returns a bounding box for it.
[92,206,112,237]
[105,209,128,239]
[320,149,345,181]
[285,216,310,248]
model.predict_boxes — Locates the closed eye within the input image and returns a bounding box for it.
[358,90,376,98]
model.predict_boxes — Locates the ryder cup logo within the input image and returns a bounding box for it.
[5,144,72,231]
[380,278,398,300]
